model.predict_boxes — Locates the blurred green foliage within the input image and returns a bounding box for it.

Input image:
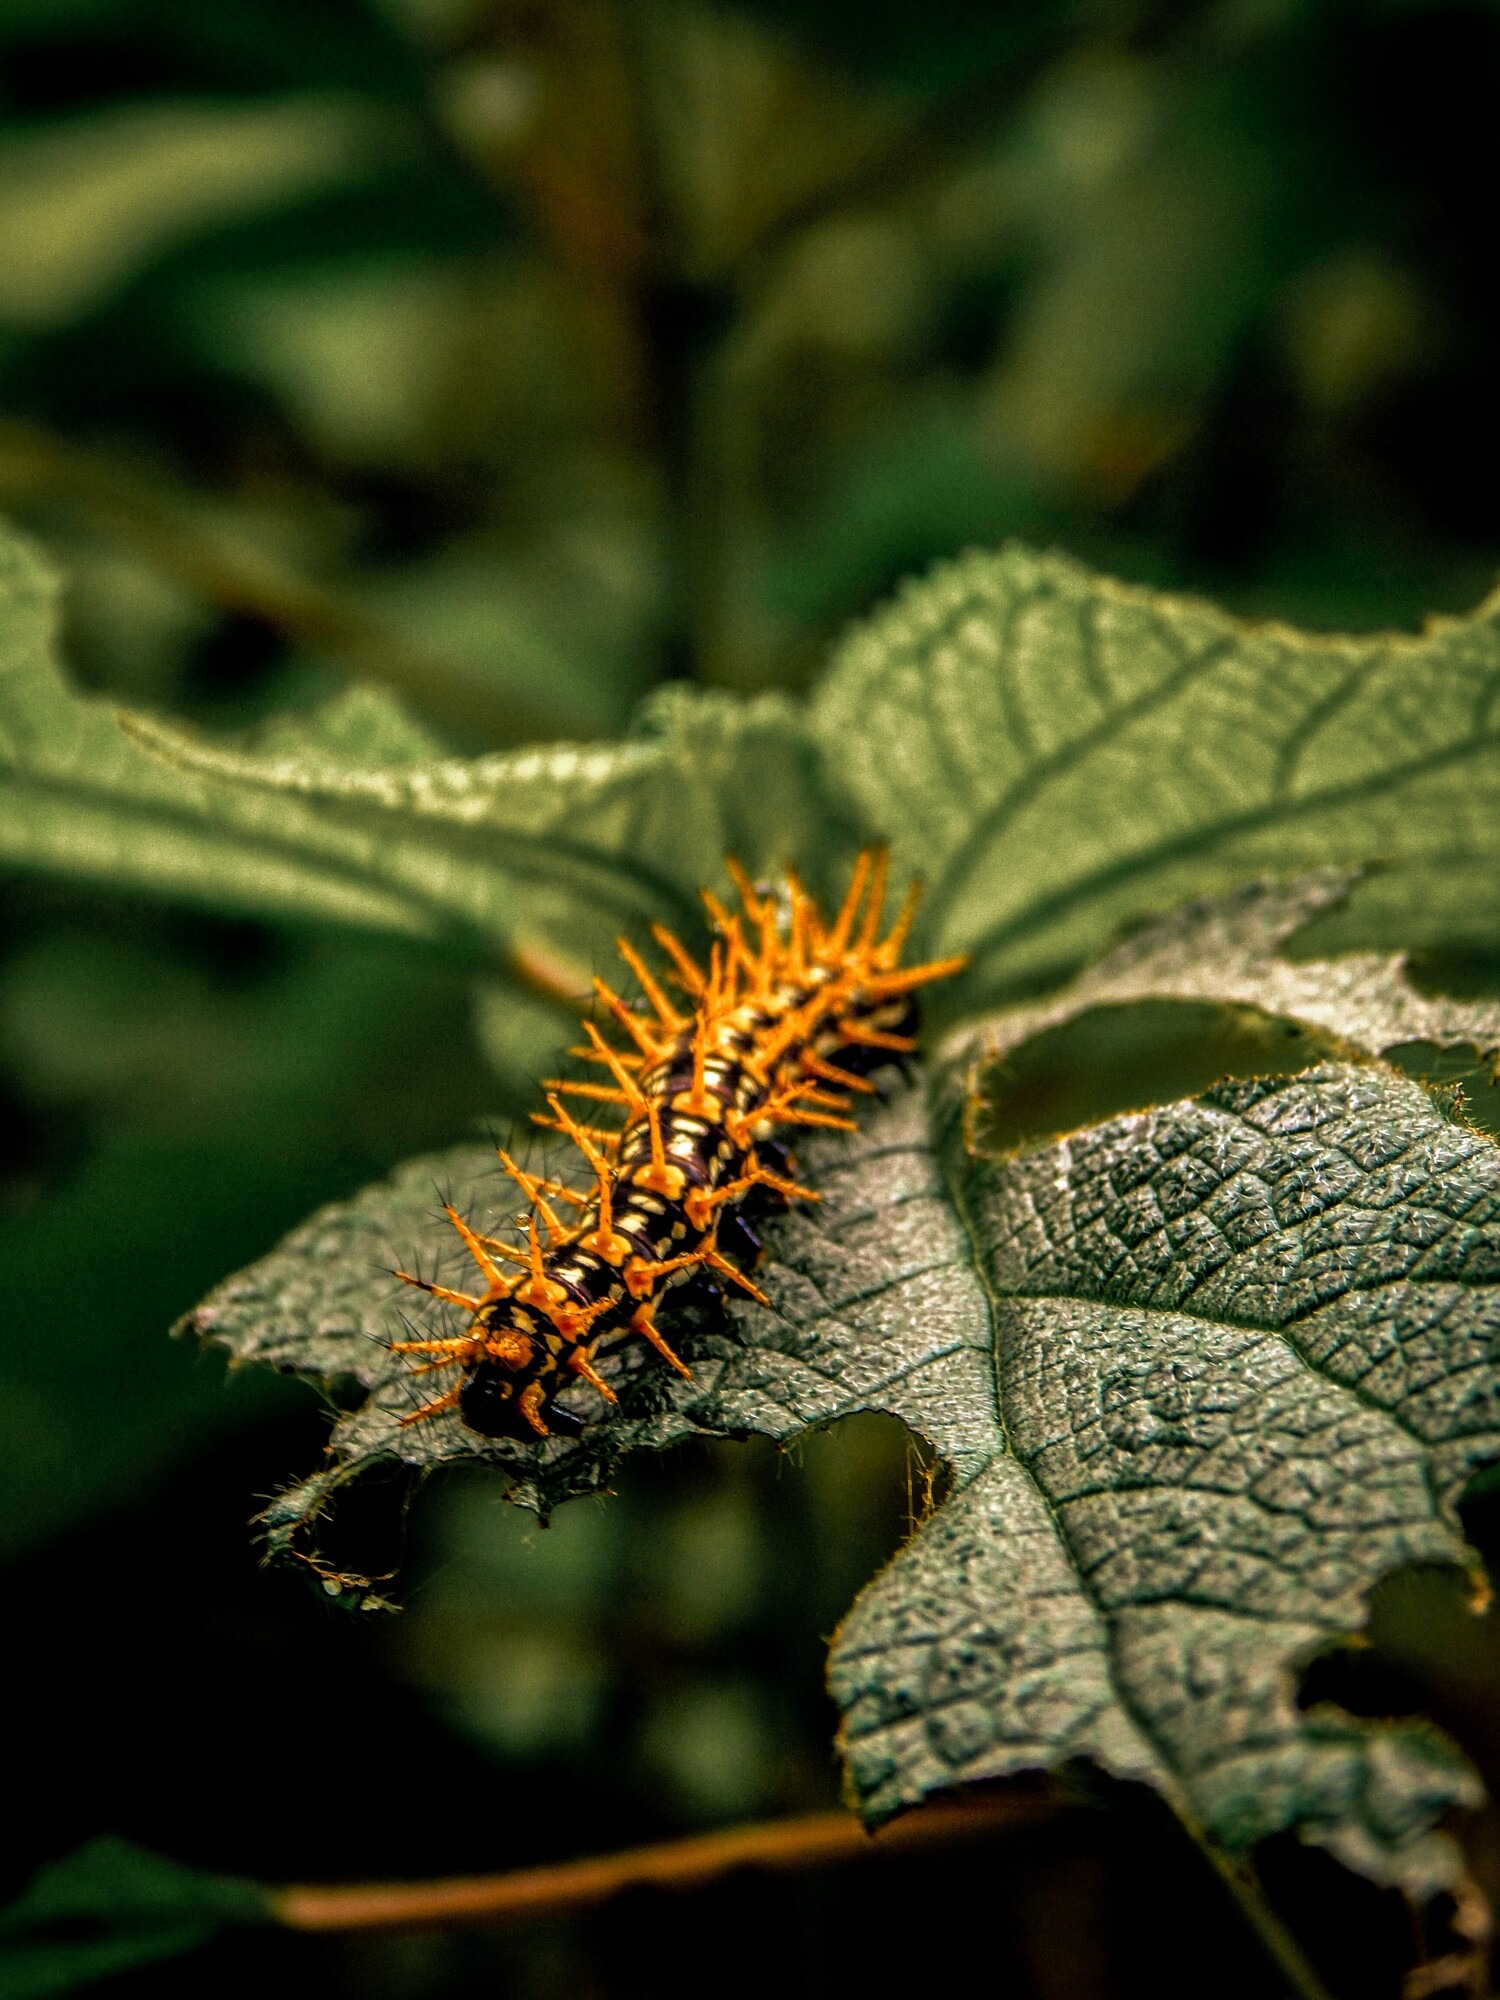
[7,2,1500,1996]
[4,0,1499,745]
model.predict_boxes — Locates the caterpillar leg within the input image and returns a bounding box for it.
[630,1300,692,1378]
[698,1249,771,1306]
[567,1348,620,1402]
[518,1381,551,1437]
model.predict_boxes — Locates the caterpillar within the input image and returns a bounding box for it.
[392,850,965,1441]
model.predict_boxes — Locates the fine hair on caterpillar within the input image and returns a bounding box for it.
[390,850,966,1441]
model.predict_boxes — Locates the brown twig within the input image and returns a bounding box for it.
[272,1788,1055,1935]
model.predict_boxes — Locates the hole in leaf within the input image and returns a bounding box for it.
[1250,1829,1424,2000]
[1296,1560,1500,1763]
[319,1372,370,1416]
[969,1000,1346,1156]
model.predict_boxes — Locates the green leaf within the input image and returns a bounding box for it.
[0,97,374,330]
[0,1838,269,1999]
[0,525,842,989]
[248,683,444,766]
[20,518,1500,1087]
[0,529,467,946]
[835,1060,1497,1898]
[193,1048,1500,1897]
[43,494,1500,1898]
[813,545,1500,1007]
[120,681,840,973]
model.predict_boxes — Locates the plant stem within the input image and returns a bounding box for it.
[1198,1837,1339,2000]
[272,1788,1054,1935]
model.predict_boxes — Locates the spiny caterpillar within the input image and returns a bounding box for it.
[392,851,965,1440]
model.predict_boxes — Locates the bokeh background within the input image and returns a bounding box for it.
[6,2,1500,1994]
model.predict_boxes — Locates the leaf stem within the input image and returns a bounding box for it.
[272,1789,1053,1935]
[1197,1836,1338,2000]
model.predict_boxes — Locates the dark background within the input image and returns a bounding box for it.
[5,2,1500,1993]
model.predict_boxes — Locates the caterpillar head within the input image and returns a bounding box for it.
[459,1357,586,1440]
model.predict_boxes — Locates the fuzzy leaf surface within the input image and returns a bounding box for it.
[188,1090,997,1549]
[18,521,1500,1065]
[193,1050,1500,1900]
[814,545,1500,1005]
[0,528,836,993]
[834,1059,1498,1903]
